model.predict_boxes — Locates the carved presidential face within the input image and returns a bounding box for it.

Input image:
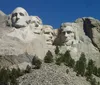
[30,16,42,27]
[61,24,75,46]
[29,16,43,34]
[11,7,29,28]
[43,25,54,45]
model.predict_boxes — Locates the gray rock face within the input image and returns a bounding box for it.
[75,17,100,51]
[0,10,6,16]
[0,11,7,27]
[11,7,29,28]
[54,21,100,67]
[0,7,100,85]
[17,63,91,85]
[0,8,55,67]
[0,7,100,68]
[74,17,100,66]
[0,26,47,61]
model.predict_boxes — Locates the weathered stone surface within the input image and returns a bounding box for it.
[17,63,91,85]
[0,7,57,68]
[0,26,47,58]
[11,7,30,28]
[0,7,100,67]
[0,11,7,27]
[75,17,100,51]
[0,10,6,16]
[0,7,100,85]
[54,22,100,66]
[29,16,43,35]
[42,25,54,45]
[9,62,32,71]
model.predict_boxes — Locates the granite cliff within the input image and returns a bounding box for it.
[0,7,100,85]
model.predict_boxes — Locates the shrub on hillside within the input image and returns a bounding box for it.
[25,65,31,73]
[63,51,72,66]
[90,78,97,85]
[55,46,59,55]
[75,52,86,76]
[32,55,42,69]
[44,50,53,63]
[0,67,21,85]
[55,53,63,65]
[68,58,75,68]
[93,66,98,76]
[97,68,100,77]
[55,51,75,68]
[85,59,95,77]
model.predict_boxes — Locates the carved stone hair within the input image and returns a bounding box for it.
[11,7,29,16]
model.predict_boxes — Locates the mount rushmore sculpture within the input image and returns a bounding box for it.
[0,7,99,67]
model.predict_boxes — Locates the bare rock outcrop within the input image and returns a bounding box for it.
[75,17,100,51]
[0,7,56,67]
[17,63,91,85]
[0,7,100,68]
[0,7,100,85]
[54,22,100,67]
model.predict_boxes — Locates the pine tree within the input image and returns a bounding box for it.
[68,58,75,68]
[86,59,95,77]
[90,78,97,85]
[66,69,69,74]
[25,65,31,73]
[97,68,100,77]
[0,68,10,84]
[93,66,98,76]
[10,68,22,85]
[55,46,59,55]
[17,68,23,76]
[55,53,64,65]
[75,52,86,76]
[97,82,100,85]
[63,51,71,66]
[44,50,53,63]
[32,55,42,69]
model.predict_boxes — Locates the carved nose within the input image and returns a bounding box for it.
[49,36,53,40]
[49,33,52,37]
[65,33,68,37]
[50,36,52,38]
[16,13,20,19]
[16,18,20,21]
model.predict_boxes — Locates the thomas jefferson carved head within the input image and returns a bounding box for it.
[30,16,42,27]
[30,16,43,34]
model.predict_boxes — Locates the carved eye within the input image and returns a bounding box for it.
[35,24,39,27]
[37,21,40,24]
[45,32,50,34]
[19,13,24,16]
[67,31,72,34]
[12,13,17,17]
[63,25,66,28]
[62,32,65,35]
[51,32,54,36]
[31,21,35,23]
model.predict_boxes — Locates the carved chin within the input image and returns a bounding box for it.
[64,41,73,46]
[14,22,27,28]
[14,24,25,28]
[13,19,27,28]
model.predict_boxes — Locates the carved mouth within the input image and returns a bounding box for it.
[46,41,52,45]
[65,38,71,42]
